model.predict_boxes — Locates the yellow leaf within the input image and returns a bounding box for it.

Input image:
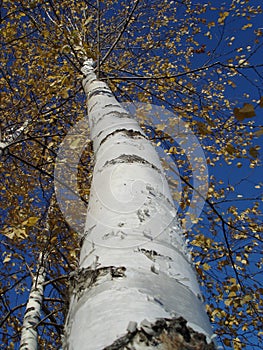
[224,299,232,306]
[259,96,263,108]
[2,227,27,239]
[238,58,247,66]
[220,11,229,19]
[241,294,252,305]
[3,254,11,263]
[233,337,242,350]
[229,277,236,284]
[69,138,82,150]
[69,250,77,258]
[15,228,27,238]
[156,124,166,132]
[208,21,215,29]
[60,45,71,54]
[74,45,85,52]
[242,23,253,30]
[234,103,256,121]
[242,324,248,331]
[218,11,229,24]
[227,80,236,88]
[168,146,177,154]
[147,34,152,41]
[225,143,236,155]
[22,217,39,227]
[61,89,70,99]
[2,228,15,239]
[196,121,212,135]
[203,263,211,271]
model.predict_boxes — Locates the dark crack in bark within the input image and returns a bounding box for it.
[103,317,217,350]
[102,154,161,174]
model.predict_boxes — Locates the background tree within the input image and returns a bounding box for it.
[0,0,262,349]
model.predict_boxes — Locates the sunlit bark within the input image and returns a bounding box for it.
[19,253,46,350]
[64,59,215,349]
[0,121,28,156]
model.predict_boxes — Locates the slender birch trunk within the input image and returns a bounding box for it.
[19,253,46,350]
[64,59,215,349]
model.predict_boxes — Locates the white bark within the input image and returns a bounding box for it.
[64,59,214,349]
[0,121,28,156]
[19,253,46,350]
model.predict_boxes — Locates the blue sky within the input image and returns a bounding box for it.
[0,1,262,349]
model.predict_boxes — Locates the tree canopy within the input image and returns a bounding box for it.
[0,0,262,349]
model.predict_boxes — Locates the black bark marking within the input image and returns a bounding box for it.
[99,128,146,148]
[88,88,112,99]
[103,316,217,350]
[95,112,134,129]
[110,266,126,278]
[102,154,161,174]
[24,307,36,315]
[69,266,126,302]
[88,101,98,113]
[139,248,173,262]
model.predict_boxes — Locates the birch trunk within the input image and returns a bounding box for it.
[64,59,215,350]
[19,253,46,350]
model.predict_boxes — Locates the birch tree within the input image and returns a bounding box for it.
[62,59,215,349]
[1,1,262,349]
[19,252,46,350]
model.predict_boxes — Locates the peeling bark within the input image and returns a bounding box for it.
[104,317,216,350]
[63,59,215,350]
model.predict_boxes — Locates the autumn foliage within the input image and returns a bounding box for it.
[0,0,262,349]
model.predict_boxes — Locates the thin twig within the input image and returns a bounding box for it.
[96,0,101,77]
[100,0,140,66]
